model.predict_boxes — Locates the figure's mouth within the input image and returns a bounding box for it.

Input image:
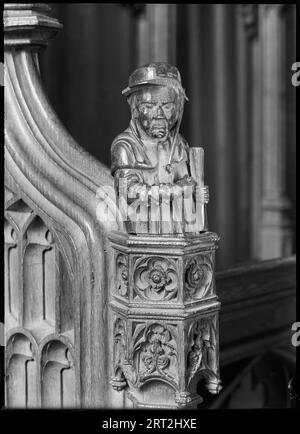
[149,120,168,138]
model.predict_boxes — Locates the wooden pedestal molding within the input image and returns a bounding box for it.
[109,231,222,408]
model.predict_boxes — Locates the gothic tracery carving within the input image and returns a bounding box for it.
[23,216,56,327]
[41,340,75,408]
[6,333,38,408]
[4,218,19,322]
[186,317,220,391]
[5,197,76,407]
[116,253,129,298]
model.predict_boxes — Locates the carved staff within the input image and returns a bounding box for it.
[189,147,208,232]
[165,95,184,174]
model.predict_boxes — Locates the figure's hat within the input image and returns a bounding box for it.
[122,62,188,101]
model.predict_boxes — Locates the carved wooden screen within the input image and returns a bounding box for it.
[4,3,118,408]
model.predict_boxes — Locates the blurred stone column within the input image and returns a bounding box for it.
[259,4,293,259]
[136,4,177,65]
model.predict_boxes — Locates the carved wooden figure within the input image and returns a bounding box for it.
[111,63,209,235]
[110,63,222,408]
[4,3,295,410]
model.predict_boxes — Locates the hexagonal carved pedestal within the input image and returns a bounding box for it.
[109,231,222,409]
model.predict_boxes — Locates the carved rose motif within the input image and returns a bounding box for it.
[116,253,129,297]
[134,257,178,301]
[148,266,169,291]
[184,255,213,300]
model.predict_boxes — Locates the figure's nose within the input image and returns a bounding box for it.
[156,105,164,118]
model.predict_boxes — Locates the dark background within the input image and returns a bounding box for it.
[39,3,296,270]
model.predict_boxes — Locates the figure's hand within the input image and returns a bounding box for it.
[176,175,196,187]
[199,185,209,204]
[175,176,196,199]
[202,185,209,203]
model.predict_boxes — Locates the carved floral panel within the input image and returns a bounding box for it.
[130,322,179,388]
[112,318,180,391]
[133,256,179,302]
[184,254,214,301]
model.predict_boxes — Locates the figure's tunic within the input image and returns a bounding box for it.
[111,121,189,183]
[111,121,193,234]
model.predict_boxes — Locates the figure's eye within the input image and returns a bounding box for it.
[144,103,154,109]
[163,103,174,110]
[140,103,154,110]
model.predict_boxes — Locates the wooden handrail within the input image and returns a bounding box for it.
[217,256,296,365]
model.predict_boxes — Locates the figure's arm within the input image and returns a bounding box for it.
[112,140,151,202]
[114,168,163,206]
[114,168,148,202]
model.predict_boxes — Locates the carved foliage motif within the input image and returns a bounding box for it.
[184,255,213,300]
[111,317,131,390]
[186,317,218,386]
[133,256,178,301]
[112,318,179,390]
[116,253,129,298]
[131,323,178,387]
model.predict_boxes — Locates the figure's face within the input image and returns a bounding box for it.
[135,86,179,139]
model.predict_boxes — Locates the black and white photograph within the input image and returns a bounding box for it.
[1,1,298,427]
